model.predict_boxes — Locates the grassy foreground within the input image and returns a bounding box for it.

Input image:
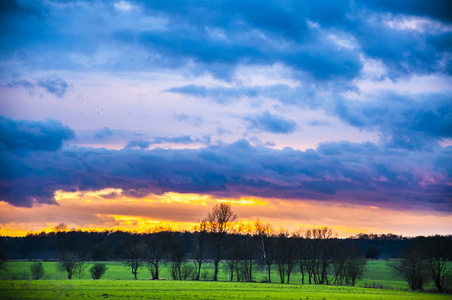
[0,260,411,289]
[0,261,449,299]
[1,280,451,300]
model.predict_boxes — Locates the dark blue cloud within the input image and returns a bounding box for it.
[365,0,452,23]
[333,92,452,149]
[0,115,75,151]
[2,0,450,81]
[94,127,114,139]
[125,139,152,149]
[246,111,297,134]
[37,76,69,98]
[1,130,450,211]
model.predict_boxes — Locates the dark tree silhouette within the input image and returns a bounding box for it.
[90,263,108,279]
[223,232,241,281]
[254,220,274,283]
[192,220,208,280]
[58,253,77,279]
[145,225,174,280]
[418,235,452,292]
[0,237,7,272]
[170,232,186,280]
[54,223,68,260]
[331,242,367,286]
[293,229,306,284]
[122,233,144,280]
[388,246,430,291]
[304,227,336,284]
[273,229,296,284]
[30,261,45,280]
[238,223,256,282]
[206,203,237,281]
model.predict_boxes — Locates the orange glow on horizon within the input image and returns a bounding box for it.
[1,189,451,238]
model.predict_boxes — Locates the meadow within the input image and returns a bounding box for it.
[1,260,449,299]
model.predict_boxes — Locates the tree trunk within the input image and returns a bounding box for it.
[154,264,159,280]
[267,263,271,282]
[196,262,201,280]
[213,261,219,281]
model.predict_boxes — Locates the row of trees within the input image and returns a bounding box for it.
[389,235,452,292]
[1,204,450,292]
[51,204,368,286]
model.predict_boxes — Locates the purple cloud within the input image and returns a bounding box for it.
[1,117,450,211]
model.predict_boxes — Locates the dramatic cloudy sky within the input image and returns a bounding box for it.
[1,0,451,237]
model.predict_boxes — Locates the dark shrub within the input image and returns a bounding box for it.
[30,261,45,280]
[90,263,108,279]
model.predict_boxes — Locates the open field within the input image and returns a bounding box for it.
[0,260,448,299]
[0,260,413,288]
[2,280,452,300]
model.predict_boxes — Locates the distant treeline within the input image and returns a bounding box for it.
[1,204,451,290]
[1,227,448,261]
[1,230,428,261]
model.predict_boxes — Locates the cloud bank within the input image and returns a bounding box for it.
[2,0,451,81]
[1,116,450,211]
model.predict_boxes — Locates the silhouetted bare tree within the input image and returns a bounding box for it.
[293,229,306,284]
[332,242,366,286]
[206,203,237,281]
[54,223,68,260]
[192,220,208,280]
[273,229,296,284]
[223,231,241,281]
[254,220,274,283]
[388,246,430,291]
[30,261,45,280]
[238,223,257,282]
[145,225,174,280]
[170,232,186,280]
[418,235,451,292]
[122,233,144,280]
[304,227,336,284]
[58,253,77,279]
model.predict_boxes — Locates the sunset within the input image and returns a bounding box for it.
[0,1,451,298]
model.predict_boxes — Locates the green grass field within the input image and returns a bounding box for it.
[0,261,449,299]
[2,280,451,300]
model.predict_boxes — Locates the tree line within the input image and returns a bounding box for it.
[0,204,450,292]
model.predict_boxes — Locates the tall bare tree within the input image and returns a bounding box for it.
[273,229,296,284]
[254,220,275,283]
[169,232,186,280]
[58,253,77,279]
[54,223,78,279]
[304,227,336,284]
[388,248,430,291]
[238,223,256,282]
[421,235,452,292]
[206,203,237,281]
[123,233,144,280]
[54,223,68,260]
[192,220,208,280]
[145,225,174,280]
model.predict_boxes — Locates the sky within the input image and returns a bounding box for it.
[0,0,451,237]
